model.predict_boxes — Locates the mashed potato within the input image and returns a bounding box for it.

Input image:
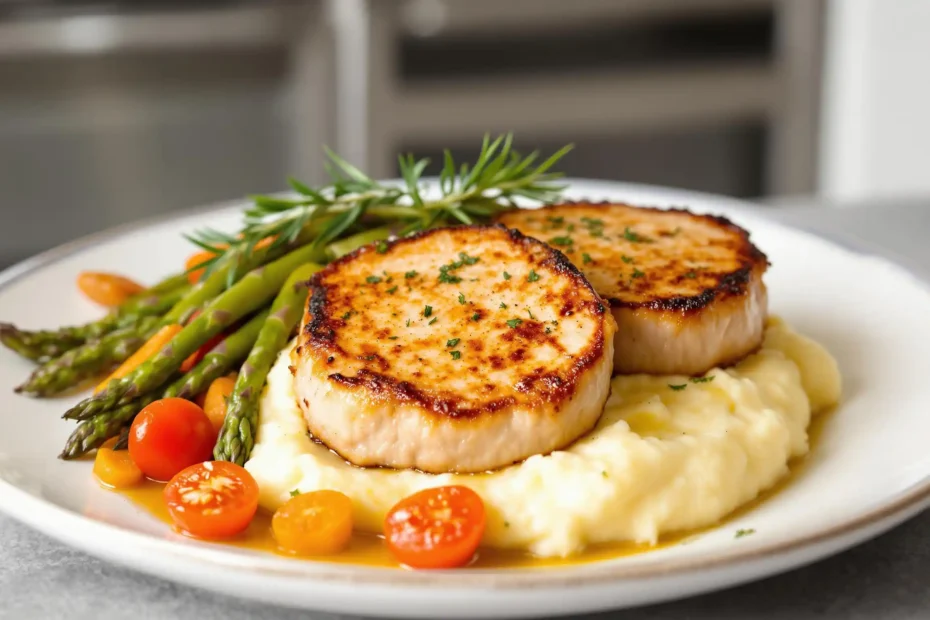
[245,317,841,558]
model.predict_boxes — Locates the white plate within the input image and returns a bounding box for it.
[1,180,929,619]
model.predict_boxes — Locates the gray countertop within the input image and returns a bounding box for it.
[2,198,929,620]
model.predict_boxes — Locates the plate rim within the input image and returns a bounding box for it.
[2,179,930,591]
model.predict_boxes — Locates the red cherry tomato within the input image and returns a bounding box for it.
[383,485,486,569]
[164,461,259,539]
[128,398,215,482]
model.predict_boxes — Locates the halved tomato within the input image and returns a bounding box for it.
[164,461,259,539]
[272,490,354,555]
[383,485,486,569]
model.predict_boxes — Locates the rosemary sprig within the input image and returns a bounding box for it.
[186,134,572,283]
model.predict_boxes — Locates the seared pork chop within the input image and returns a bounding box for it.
[293,225,616,473]
[497,203,768,375]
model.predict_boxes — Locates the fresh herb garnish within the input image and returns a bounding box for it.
[499,302,508,309]
[623,227,652,243]
[438,270,462,284]
[545,327,552,334]
[631,268,645,279]
[458,293,466,305]
[365,275,382,284]
[375,240,389,254]
[527,270,540,282]
[405,319,411,327]
[423,305,433,317]
[581,216,603,228]
[527,309,535,319]
[684,270,697,279]
[550,236,573,246]
[405,270,418,279]
[668,384,687,391]
[735,528,755,538]
[186,134,572,287]
[506,318,523,328]
[388,336,399,340]
[502,271,511,280]
[450,350,461,360]
[621,255,634,264]
[690,376,715,383]
[582,253,593,264]
[386,286,398,294]
[446,338,460,348]
[471,312,481,321]
[289,489,301,497]
[546,215,564,228]
[428,317,438,325]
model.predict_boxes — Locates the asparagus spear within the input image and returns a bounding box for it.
[214,263,320,465]
[62,244,326,421]
[162,308,269,400]
[60,307,271,457]
[0,284,188,362]
[15,316,160,397]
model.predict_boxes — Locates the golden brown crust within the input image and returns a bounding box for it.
[496,202,769,315]
[299,224,611,420]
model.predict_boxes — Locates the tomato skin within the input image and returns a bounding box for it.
[384,485,486,569]
[272,490,354,556]
[77,272,145,307]
[93,447,143,489]
[164,461,259,539]
[128,398,216,482]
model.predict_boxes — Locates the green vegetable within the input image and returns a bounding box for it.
[214,263,322,465]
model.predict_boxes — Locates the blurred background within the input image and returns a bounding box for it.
[0,0,927,269]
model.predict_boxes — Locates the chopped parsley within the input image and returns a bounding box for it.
[735,528,755,538]
[471,312,481,321]
[527,309,535,319]
[388,336,399,340]
[545,327,552,334]
[342,311,351,320]
[406,319,411,327]
[446,338,460,348]
[631,268,645,279]
[668,384,687,391]
[690,375,715,383]
[423,305,433,318]
[527,270,540,282]
[621,255,634,264]
[386,286,398,294]
[550,236,573,246]
[438,271,462,284]
[375,240,389,254]
[506,318,523,329]
[502,271,512,280]
[458,292,466,305]
[582,253,593,264]
[581,216,604,228]
[623,227,652,243]
[428,317,438,325]
[546,215,564,228]
[289,489,301,497]
[459,252,480,265]
[499,302,508,309]
[365,275,382,284]
[404,270,418,279]
[566,223,575,232]
[450,350,461,360]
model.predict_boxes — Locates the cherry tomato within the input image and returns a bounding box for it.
[383,485,486,569]
[77,271,145,307]
[164,461,259,539]
[202,375,237,433]
[180,332,224,373]
[128,398,215,482]
[93,447,143,489]
[272,490,354,555]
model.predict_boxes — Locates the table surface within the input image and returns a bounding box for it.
[2,198,930,620]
